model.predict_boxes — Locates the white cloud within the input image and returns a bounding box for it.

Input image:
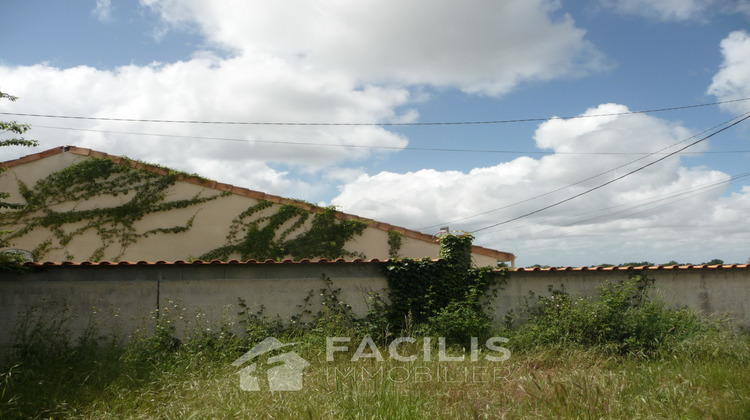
[0,57,410,191]
[606,0,716,21]
[0,0,608,200]
[602,0,750,21]
[184,158,319,199]
[332,104,747,266]
[93,0,113,23]
[708,31,750,115]
[140,0,608,96]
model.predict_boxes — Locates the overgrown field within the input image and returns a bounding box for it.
[2,333,749,419]
[2,274,749,419]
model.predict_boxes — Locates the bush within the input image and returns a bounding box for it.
[508,274,708,356]
[423,300,492,346]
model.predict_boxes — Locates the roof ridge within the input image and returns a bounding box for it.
[23,258,414,267]
[515,264,750,272]
[1,145,515,261]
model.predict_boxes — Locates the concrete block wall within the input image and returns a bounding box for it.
[503,268,749,327]
[1,262,747,349]
[0,262,389,348]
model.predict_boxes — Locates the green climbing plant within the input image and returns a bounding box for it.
[0,158,227,261]
[384,233,508,344]
[387,230,403,259]
[199,202,368,261]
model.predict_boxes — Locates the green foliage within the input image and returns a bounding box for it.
[595,259,728,267]
[387,230,403,259]
[0,92,38,154]
[0,158,226,261]
[359,291,393,343]
[385,234,506,345]
[508,274,708,355]
[618,261,654,267]
[200,202,367,261]
[0,91,38,251]
[201,200,287,261]
[596,259,728,267]
[1,304,124,418]
[0,250,34,273]
[236,298,287,344]
[3,144,369,263]
[9,302,74,361]
[238,275,368,344]
[2,276,749,419]
[125,318,181,363]
[285,208,367,260]
[308,276,361,337]
[437,233,473,269]
[424,300,492,346]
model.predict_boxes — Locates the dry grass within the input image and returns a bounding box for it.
[3,331,748,419]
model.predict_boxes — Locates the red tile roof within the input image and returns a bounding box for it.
[514,264,750,272]
[22,258,402,267]
[17,261,750,270]
[2,146,515,262]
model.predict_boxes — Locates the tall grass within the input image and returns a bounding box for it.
[2,277,749,419]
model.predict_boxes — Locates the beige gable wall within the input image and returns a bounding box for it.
[1,147,514,265]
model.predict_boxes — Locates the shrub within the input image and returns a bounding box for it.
[424,300,492,346]
[509,274,707,356]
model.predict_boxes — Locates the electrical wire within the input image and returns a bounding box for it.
[8,99,749,237]
[418,114,745,230]
[469,112,750,234]
[480,171,750,246]
[31,124,750,156]
[3,97,749,126]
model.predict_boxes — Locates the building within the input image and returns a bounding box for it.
[0,146,515,266]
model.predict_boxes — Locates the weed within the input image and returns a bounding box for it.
[507,274,710,356]
[1,267,748,418]
[1,288,748,419]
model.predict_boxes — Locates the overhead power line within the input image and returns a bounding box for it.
[469,112,750,234]
[3,97,750,126]
[33,125,750,156]
[418,114,744,230]
[482,171,750,245]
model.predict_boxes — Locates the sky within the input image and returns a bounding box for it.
[1,0,750,267]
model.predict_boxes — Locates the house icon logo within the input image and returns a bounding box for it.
[231,337,309,392]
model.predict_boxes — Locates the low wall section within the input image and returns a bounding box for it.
[0,261,389,348]
[1,261,748,348]
[503,267,749,327]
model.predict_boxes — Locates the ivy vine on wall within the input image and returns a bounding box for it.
[199,201,368,261]
[0,158,226,261]
[387,230,403,259]
[384,234,508,343]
